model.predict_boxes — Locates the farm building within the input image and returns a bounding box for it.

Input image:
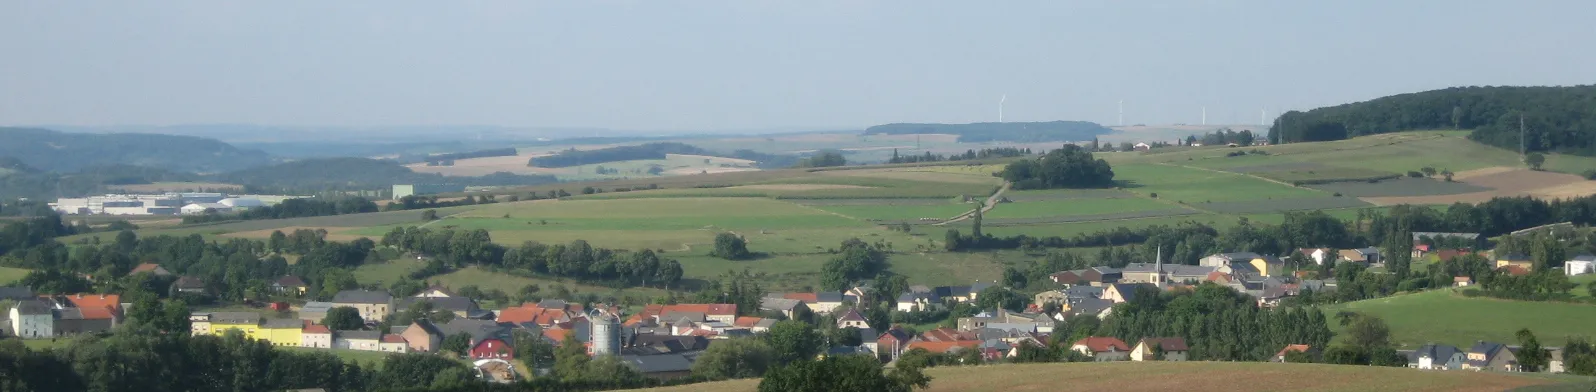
[392,184,467,200]
[1567,255,1595,277]
[218,198,265,209]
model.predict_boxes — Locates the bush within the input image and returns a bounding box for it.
[1406,171,1424,178]
[1583,170,1596,180]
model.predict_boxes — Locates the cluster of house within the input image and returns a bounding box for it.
[49,192,302,216]
[1400,341,1569,373]
[3,290,124,338]
[1034,252,1340,310]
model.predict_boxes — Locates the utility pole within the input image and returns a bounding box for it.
[1520,113,1526,160]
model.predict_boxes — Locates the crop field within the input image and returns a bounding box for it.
[1113,163,1325,203]
[788,198,953,206]
[0,267,29,285]
[1305,177,1491,198]
[1324,289,1596,348]
[1003,188,1135,201]
[626,361,1563,392]
[1249,167,1400,185]
[985,197,1176,219]
[1192,196,1371,214]
[811,204,974,221]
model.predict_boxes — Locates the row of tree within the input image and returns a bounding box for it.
[182,197,381,224]
[885,147,1031,164]
[379,226,686,289]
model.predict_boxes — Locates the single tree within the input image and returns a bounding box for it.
[691,337,775,380]
[440,332,473,357]
[1517,328,1551,372]
[766,320,823,365]
[322,306,366,331]
[1526,152,1546,170]
[711,232,753,260]
[421,209,439,220]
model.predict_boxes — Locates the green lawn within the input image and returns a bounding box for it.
[1324,289,1596,348]
[0,267,30,285]
[352,261,423,286]
[986,197,1174,219]
[283,347,396,368]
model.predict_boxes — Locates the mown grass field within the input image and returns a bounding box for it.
[625,361,1568,392]
[0,266,30,285]
[1323,289,1596,348]
[985,197,1173,219]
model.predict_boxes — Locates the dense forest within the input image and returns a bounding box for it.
[217,158,556,190]
[999,145,1115,189]
[0,161,205,200]
[864,121,1112,143]
[1268,86,1596,154]
[424,147,518,164]
[0,127,273,172]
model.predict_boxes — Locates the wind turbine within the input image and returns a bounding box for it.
[998,94,1007,123]
[1118,100,1124,126]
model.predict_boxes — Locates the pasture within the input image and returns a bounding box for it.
[625,361,1563,392]
[0,266,30,285]
[1323,289,1596,348]
[985,197,1175,219]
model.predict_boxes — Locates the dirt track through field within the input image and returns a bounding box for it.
[935,182,1011,225]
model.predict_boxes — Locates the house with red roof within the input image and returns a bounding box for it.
[471,337,514,360]
[301,324,332,348]
[129,263,172,277]
[634,303,738,324]
[379,334,410,353]
[1273,344,1320,363]
[904,340,981,355]
[918,327,963,342]
[1131,337,1189,361]
[1070,337,1130,361]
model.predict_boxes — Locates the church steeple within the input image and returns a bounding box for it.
[1155,245,1163,289]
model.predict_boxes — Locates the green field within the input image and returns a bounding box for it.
[811,204,974,221]
[986,197,1175,219]
[0,266,29,285]
[1324,289,1596,348]
[624,361,1572,392]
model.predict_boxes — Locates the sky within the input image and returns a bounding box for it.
[1,0,1593,132]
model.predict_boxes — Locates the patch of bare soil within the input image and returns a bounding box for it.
[221,226,369,242]
[1362,169,1592,205]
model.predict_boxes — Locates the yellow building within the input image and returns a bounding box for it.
[260,318,304,347]
[206,312,264,339]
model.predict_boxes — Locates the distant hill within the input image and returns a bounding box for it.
[1270,85,1596,155]
[863,121,1113,143]
[0,127,273,173]
[218,157,556,189]
[0,162,201,200]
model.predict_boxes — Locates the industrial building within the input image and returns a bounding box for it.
[50,192,300,216]
[392,184,466,200]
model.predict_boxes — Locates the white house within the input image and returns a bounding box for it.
[8,300,54,339]
[1409,344,1466,370]
[1566,255,1595,277]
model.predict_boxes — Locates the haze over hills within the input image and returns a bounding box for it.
[0,127,271,173]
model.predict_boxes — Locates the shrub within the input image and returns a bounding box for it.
[1584,170,1596,180]
[1406,171,1424,178]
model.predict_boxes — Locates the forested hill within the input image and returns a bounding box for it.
[864,121,1113,142]
[0,127,273,172]
[217,157,556,189]
[1269,85,1596,155]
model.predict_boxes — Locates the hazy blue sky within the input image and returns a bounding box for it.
[2,1,1592,131]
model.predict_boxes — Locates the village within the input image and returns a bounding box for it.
[6,230,1589,384]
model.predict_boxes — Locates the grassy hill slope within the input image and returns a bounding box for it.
[1323,289,1596,348]
[626,361,1574,392]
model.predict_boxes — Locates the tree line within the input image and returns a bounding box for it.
[379,226,686,289]
[424,147,518,164]
[886,147,1031,164]
[864,121,1112,143]
[527,142,708,168]
[1268,85,1596,155]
